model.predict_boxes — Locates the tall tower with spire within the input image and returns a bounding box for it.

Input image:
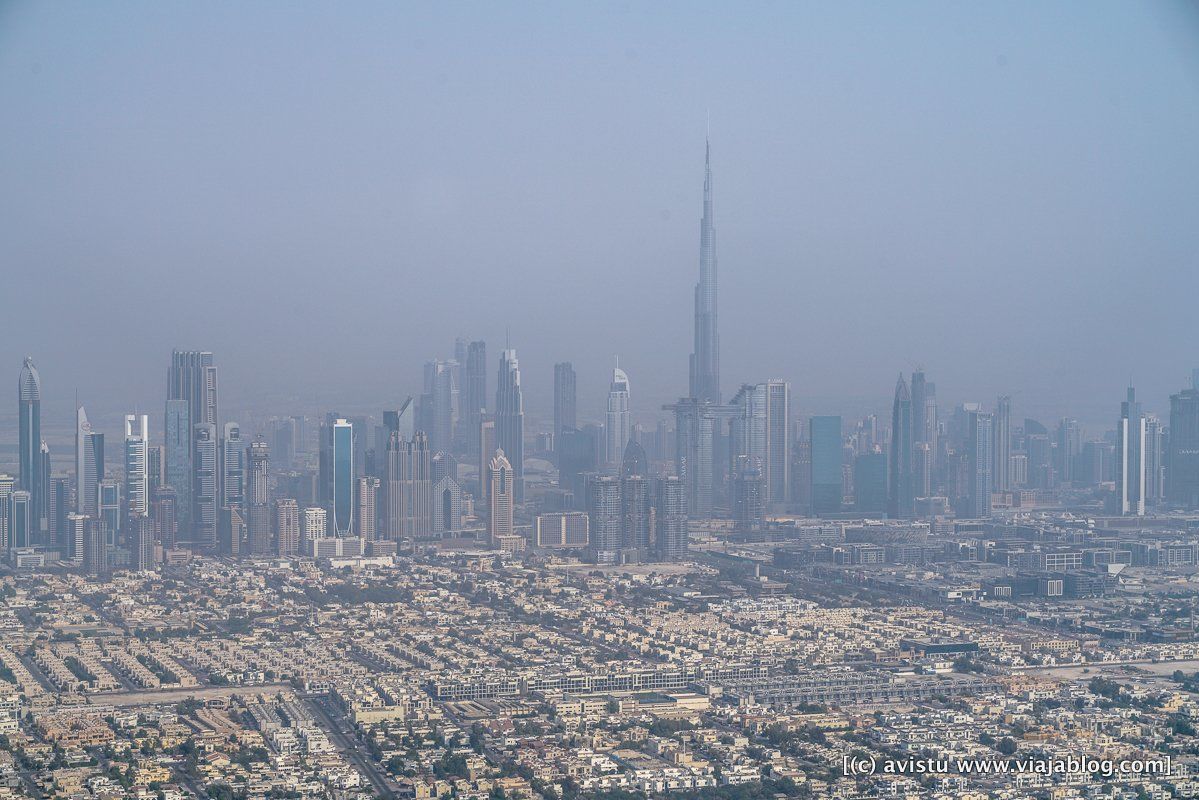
[689,137,720,404]
[18,358,44,533]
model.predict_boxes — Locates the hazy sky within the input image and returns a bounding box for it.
[2,1,1197,434]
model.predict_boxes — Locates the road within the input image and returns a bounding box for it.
[301,693,396,799]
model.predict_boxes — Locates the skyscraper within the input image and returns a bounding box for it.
[245,440,271,556]
[478,417,496,504]
[75,406,103,517]
[1167,388,1199,509]
[167,350,217,536]
[689,138,720,404]
[854,451,888,514]
[98,481,120,545]
[1144,415,1165,505]
[606,364,631,467]
[331,418,354,536]
[495,349,524,503]
[192,423,218,548]
[1055,418,1082,485]
[356,476,379,540]
[666,398,736,517]
[587,475,622,564]
[488,450,514,545]
[124,414,150,520]
[274,498,300,556]
[621,472,650,554]
[421,359,458,455]
[810,416,843,516]
[220,422,247,510]
[553,362,577,437]
[18,357,44,534]
[654,477,687,562]
[729,381,791,507]
[462,341,487,456]
[164,399,191,527]
[732,457,765,531]
[910,369,927,450]
[967,410,994,519]
[1116,387,1147,516]
[382,431,432,540]
[887,375,913,519]
[994,396,1012,492]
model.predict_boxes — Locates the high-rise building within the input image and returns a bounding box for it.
[557,428,596,509]
[729,381,791,507]
[732,457,765,531]
[1144,415,1165,505]
[129,515,155,571]
[587,475,621,564]
[98,481,120,546]
[219,506,245,557]
[994,396,1012,492]
[75,406,103,517]
[621,474,650,554]
[478,417,496,503]
[488,450,514,545]
[495,349,525,502]
[0,475,13,551]
[245,440,271,556]
[301,506,326,550]
[382,432,432,540]
[220,422,247,510]
[810,416,843,516]
[432,475,462,535]
[1116,387,1147,516]
[690,138,720,404]
[967,410,994,519]
[274,498,300,556]
[553,362,577,437]
[462,341,487,456]
[421,359,459,455]
[330,419,352,537]
[18,357,45,534]
[606,364,631,467]
[1167,388,1199,508]
[8,490,32,550]
[888,376,913,519]
[665,397,736,517]
[853,451,888,515]
[151,487,178,550]
[356,476,379,540]
[1055,418,1082,485]
[84,519,108,578]
[654,476,687,562]
[48,475,69,549]
[164,399,191,527]
[192,424,218,548]
[124,414,150,521]
[910,369,927,448]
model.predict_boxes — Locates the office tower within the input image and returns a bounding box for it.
[557,428,596,508]
[220,422,247,510]
[1026,427,1053,490]
[462,341,487,456]
[124,414,150,520]
[809,416,843,516]
[18,357,44,533]
[1116,387,1147,516]
[536,511,589,548]
[84,519,108,577]
[993,396,1012,492]
[48,476,69,548]
[75,407,104,517]
[621,473,650,554]
[553,362,577,437]
[421,359,458,455]
[910,369,927,448]
[654,477,687,561]
[0,475,12,551]
[191,424,218,548]
[300,506,326,550]
[1144,415,1165,505]
[245,440,271,556]
[495,349,525,502]
[488,450,514,544]
[382,432,432,540]
[219,506,245,557]
[887,376,913,519]
[130,515,155,571]
[665,398,736,517]
[853,452,888,514]
[66,512,87,563]
[730,381,791,507]
[98,481,120,546]
[431,452,458,485]
[432,475,462,535]
[478,417,496,503]
[147,445,163,498]
[329,418,354,536]
[1055,418,1082,484]
[275,499,300,556]
[606,364,631,466]
[164,398,191,527]
[690,137,720,404]
[1168,388,1199,508]
[967,410,994,519]
[151,487,178,550]
[356,476,379,540]
[732,457,765,531]
[8,490,31,550]
[792,438,812,513]
[587,475,622,564]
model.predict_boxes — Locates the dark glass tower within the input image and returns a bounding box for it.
[18,357,44,533]
[1168,388,1199,508]
[495,348,525,503]
[888,374,914,519]
[553,362,577,437]
[689,139,720,404]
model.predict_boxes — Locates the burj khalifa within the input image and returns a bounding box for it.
[689,138,720,404]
